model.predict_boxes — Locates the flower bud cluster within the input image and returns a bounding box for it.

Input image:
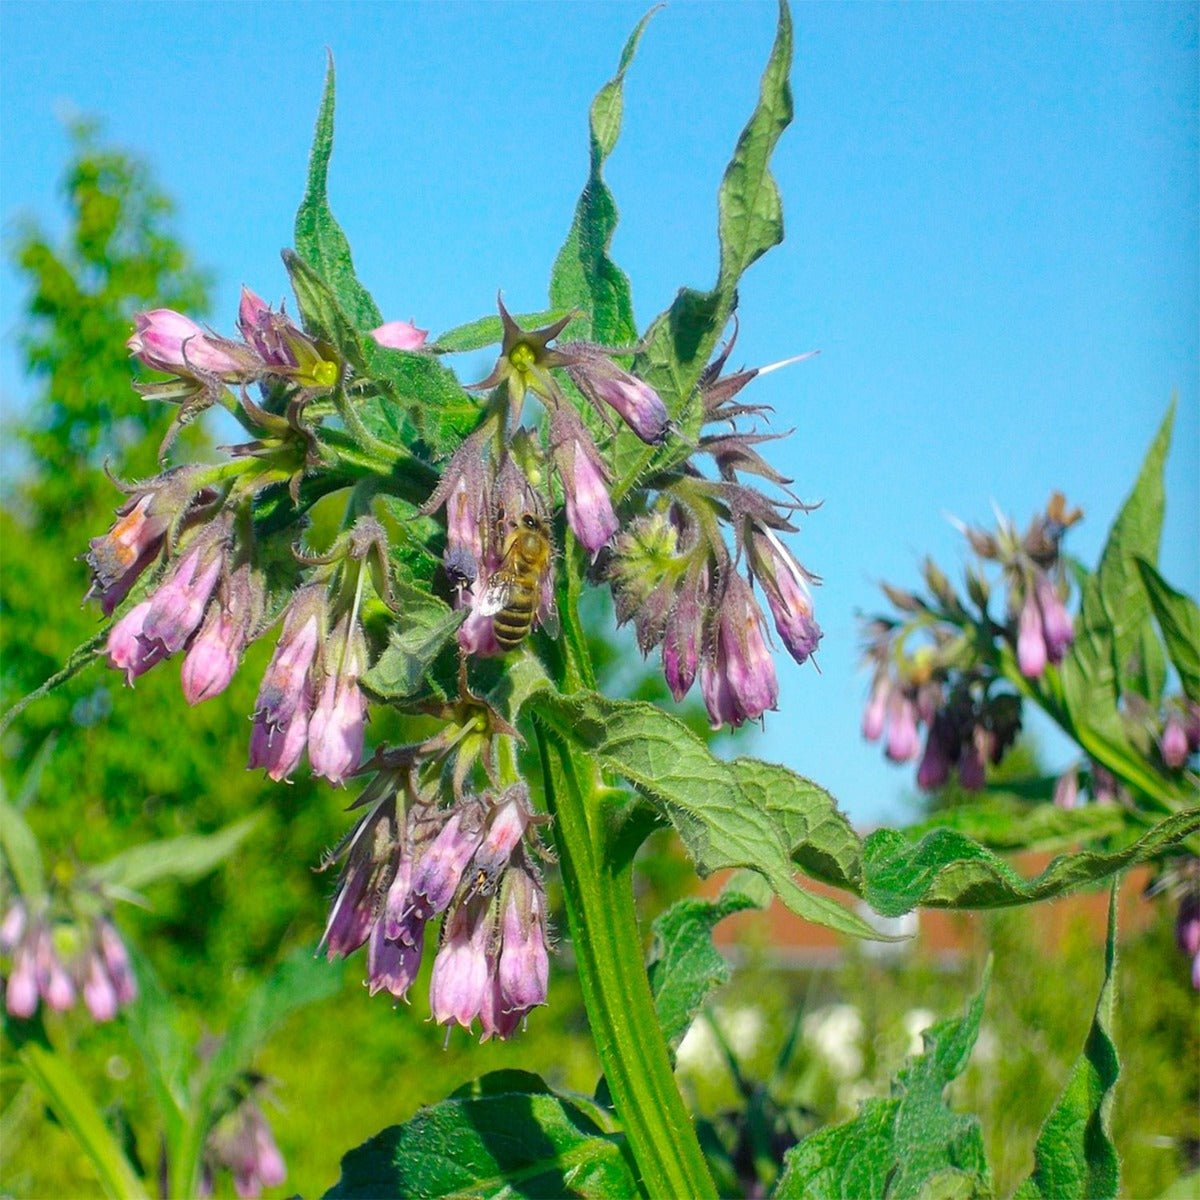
[861,494,1083,789]
[1,901,136,1023]
[604,331,824,727]
[205,1090,287,1199]
[321,769,550,1040]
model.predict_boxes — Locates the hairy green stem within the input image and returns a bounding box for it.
[536,546,716,1199]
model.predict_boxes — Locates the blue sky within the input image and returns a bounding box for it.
[2,1,1197,825]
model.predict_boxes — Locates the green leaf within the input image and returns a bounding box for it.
[1137,558,1200,703]
[19,1044,151,1200]
[1061,406,1173,768]
[618,0,793,497]
[294,53,384,333]
[549,9,656,345]
[730,759,863,891]
[324,1072,638,1200]
[1013,886,1120,1200]
[432,310,570,355]
[775,962,993,1200]
[88,816,259,895]
[530,690,883,941]
[0,796,45,899]
[1098,404,1173,698]
[861,807,1200,918]
[196,948,343,1122]
[362,582,466,701]
[648,874,767,1051]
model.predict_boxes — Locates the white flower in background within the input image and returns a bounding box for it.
[803,1003,864,1080]
[676,1004,767,1074]
[902,1007,936,1056]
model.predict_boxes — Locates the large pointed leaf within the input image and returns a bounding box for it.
[1013,887,1120,1200]
[0,796,45,899]
[324,1071,637,1199]
[294,53,384,333]
[19,1044,151,1200]
[775,963,992,1200]
[432,309,570,355]
[1136,558,1200,703]
[617,0,793,497]
[861,807,1199,918]
[549,9,655,345]
[1061,407,1174,793]
[362,583,466,701]
[89,817,259,894]
[648,872,769,1051]
[530,690,882,940]
[902,797,1127,855]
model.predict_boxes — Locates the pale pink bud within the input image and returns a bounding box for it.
[1162,714,1190,770]
[1035,574,1073,663]
[0,901,27,953]
[885,695,920,763]
[128,309,255,377]
[497,871,549,1013]
[36,931,76,1012]
[5,944,38,1018]
[366,920,423,1000]
[106,602,169,684]
[751,530,822,665]
[1053,770,1080,810]
[467,788,533,896]
[143,547,223,654]
[87,494,168,615]
[409,812,485,920]
[370,320,429,351]
[308,619,368,786]
[862,677,889,742]
[181,607,244,704]
[712,579,778,727]
[247,706,309,782]
[1017,593,1047,678]
[429,901,492,1030]
[251,1122,286,1190]
[562,440,618,555]
[82,954,119,1022]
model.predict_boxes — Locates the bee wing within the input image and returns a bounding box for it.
[475,573,514,617]
[537,601,561,640]
[536,570,560,638]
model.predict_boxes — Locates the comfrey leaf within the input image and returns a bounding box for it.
[1136,557,1200,704]
[775,962,993,1200]
[1013,887,1121,1200]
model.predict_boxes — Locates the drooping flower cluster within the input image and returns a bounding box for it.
[1,900,136,1022]
[604,332,824,727]
[320,749,551,1041]
[203,1083,287,1199]
[859,493,1083,790]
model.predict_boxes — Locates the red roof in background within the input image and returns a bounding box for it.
[702,854,1153,967]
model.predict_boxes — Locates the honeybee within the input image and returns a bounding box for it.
[476,508,558,649]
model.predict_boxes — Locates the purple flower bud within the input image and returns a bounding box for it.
[383,858,421,945]
[862,677,889,742]
[497,869,549,1014]
[1176,894,1200,959]
[565,353,669,444]
[97,918,137,1005]
[0,901,27,954]
[82,953,119,1022]
[1035,574,1073,663]
[367,920,423,1000]
[181,606,244,705]
[1162,713,1190,770]
[35,929,76,1012]
[700,658,738,729]
[321,799,401,959]
[308,619,368,787]
[371,320,429,351]
[410,811,486,920]
[1053,769,1080,810]
[6,944,38,1018]
[429,899,493,1030]
[662,576,702,702]
[916,716,955,791]
[251,1119,286,1190]
[128,309,256,378]
[247,706,309,783]
[957,738,986,791]
[142,545,224,654]
[563,439,619,555]
[466,787,533,898]
[479,974,524,1043]
[704,576,778,728]
[106,602,170,684]
[750,530,823,665]
[885,695,920,763]
[1017,592,1047,678]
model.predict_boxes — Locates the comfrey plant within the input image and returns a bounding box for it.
[862,417,1200,990]
[7,5,1199,1196]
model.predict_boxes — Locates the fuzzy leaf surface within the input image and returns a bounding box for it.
[775,963,992,1200]
[1013,888,1120,1200]
[902,797,1128,855]
[862,807,1200,917]
[294,54,384,332]
[1137,557,1200,703]
[530,691,882,940]
[432,310,570,355]
[548,9,654,345]
[362,584,466,701]
[648,873,768,1051]
[324,1071,637,1199]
